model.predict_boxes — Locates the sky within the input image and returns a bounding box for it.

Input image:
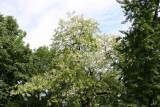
[0,0,129,49]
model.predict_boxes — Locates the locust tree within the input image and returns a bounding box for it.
[50,12,123,106]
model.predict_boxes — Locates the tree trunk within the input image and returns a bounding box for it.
[148,97,153,107]
[86,97,92,107]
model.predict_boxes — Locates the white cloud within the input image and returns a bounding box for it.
[0,0,16,16]
[24,9,65,49]
[0,0,125,49]
[68,0,115,13]
[15,0,59,14]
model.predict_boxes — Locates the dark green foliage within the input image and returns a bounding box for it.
[34,46,53,73]
[117,0,160,106]
[0,14,37,106]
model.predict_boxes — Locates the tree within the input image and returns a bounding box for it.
[117,0,160,106]
[0,14,37,106]
[34,46,53,73]
[12,12,124,106]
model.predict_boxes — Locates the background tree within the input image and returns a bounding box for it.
[117,0,160,106]
[34,46,53,73]
[0,14,37,106]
